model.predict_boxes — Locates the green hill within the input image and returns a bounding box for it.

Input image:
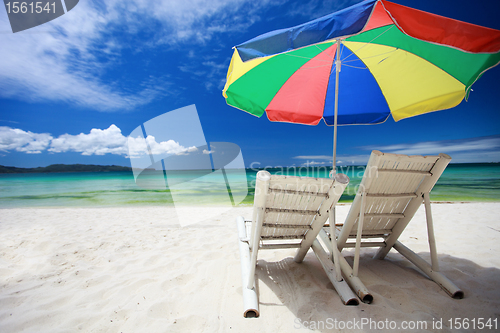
[0,164,132,174]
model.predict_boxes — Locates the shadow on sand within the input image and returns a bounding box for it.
[255,250,500,332]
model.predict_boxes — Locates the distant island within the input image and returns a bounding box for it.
[0,164,132,174]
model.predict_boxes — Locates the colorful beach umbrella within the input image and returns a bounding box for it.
[223,0,500,167]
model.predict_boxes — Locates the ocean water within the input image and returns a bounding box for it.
[0,164,498,208]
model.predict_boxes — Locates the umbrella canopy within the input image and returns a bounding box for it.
[223,0,500,127]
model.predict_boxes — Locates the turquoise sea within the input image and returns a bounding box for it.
[0,164,498,208]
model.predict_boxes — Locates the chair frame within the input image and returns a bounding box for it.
[320,150,464,303]
[237,170,356,317]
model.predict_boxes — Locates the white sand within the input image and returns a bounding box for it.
[0,203,499,332]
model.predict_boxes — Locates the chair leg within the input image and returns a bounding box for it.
[248,209,264,289]
[393,241,464,299]
[387,194,462,298]
[311,240,359,305]
[423,192,439,271]
[329,209,342,282]
[236,216,260,317]
[353,191,366,277]
[319,229,373,303]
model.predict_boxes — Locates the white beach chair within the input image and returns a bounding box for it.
[319,150,464,303]
[236,170,357,317]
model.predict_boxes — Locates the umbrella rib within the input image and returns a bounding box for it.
[282,54,315,60]
[315,44,335,61]
[341,25,396,63]
[281,43,335,61]
[343,64,368,70]
[284,45,337,70]
[354,48,399,62]
[298,64,336,70]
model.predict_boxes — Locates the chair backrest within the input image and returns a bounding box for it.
[252,170,349,249]
[337,150,451,249]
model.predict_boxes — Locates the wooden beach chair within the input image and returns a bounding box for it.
[236,170,357,317]
[319,150,464,303]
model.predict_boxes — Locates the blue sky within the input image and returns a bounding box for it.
[0,0,499,169]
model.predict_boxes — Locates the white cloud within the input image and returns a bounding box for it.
[0,125,194,158]
[294,155,332,160]
[362,136,500,163]
[49,125,128,155]
[300,160,329,166]
[0,126,53,154]
[0,2,169,111]
[445,151,500,164]
[127,134,193,158]
[334,154,372,166]
[173,145,199,156]
[126,135,151,158]
[293,136,500,165]
[0,0,284,110]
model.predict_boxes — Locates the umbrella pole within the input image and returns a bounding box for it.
[332,39,340,176]
[329,39,342,281]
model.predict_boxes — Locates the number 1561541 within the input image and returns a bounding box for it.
[5,2,56,14]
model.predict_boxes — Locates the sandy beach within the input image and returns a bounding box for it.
[0,202,499,332]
